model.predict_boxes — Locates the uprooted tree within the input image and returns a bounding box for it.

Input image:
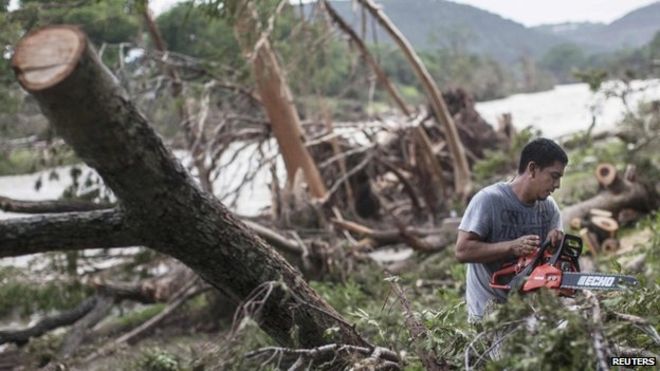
[7,25,400,368]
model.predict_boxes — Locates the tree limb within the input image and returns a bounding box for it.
[0,195,112,213]
[385,274,447,370]
[0,209,140,258]
[0,297,97,346]
[58,295,115,358]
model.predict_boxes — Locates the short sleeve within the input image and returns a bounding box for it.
[548,197,563,231]
[458,190,493,239]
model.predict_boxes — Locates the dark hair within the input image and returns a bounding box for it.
[518,138,568,174]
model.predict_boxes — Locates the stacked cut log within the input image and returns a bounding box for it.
[564,163,655,254]
[570,209,620,254]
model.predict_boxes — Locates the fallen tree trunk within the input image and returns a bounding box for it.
[562,165,653,225]
[9,25,377,352]
[234,1,327,199]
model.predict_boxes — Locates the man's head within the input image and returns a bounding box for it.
[518,138,568,201]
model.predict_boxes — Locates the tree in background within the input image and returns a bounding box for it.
[540,43,587,83]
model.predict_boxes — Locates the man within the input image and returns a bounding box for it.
[455,138,568,322]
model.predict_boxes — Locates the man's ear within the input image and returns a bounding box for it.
[528,161,537,178]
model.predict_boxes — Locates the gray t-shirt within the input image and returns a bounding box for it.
[458,182,562,320]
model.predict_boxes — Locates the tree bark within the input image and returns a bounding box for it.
[10,25,368,350]
[357,0,472,200]
[233,1,327,199]
[0,209,138,258]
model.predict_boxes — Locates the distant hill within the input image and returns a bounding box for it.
[533,2,660,51]
[314,0,660,63]
[318,0,569,63]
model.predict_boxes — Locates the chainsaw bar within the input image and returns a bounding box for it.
[560,272,639,290]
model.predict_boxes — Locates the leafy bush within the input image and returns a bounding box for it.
[137,348,181,371]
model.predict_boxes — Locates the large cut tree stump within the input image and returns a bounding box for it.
[9,25,367,351]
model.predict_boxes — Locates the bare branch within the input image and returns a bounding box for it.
[84,278,209,362]
[331,218,450,251]
[322,151,376,205]
[0,195,112,213]
[242,220,303,255]
[584,291,612,371]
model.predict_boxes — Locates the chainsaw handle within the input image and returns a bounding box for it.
[490,263,518,289]
[548,234,567,266]
[508,239,553,293]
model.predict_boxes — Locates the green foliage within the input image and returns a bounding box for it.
[0,12,23,114]
[0,147,79,176]
[647,30,660,63]
[208,319,276,370]
[116,304,166,330]
[540,43,588,82]
[156,2,244,72]
[482,291,598,371]
[24,333,63,368]
[16,0,138,45]
[472,126,539,187]
[573,68,608,92]
[136,347,182,371]
[0,266,92,319]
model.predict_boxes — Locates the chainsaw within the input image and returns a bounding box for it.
[490,234,639,296]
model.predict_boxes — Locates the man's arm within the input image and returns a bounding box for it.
[455,231,540,263]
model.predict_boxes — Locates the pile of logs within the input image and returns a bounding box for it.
[565,163,651,255]
[570,208,620,254]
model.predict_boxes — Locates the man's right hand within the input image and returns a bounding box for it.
[510,234,540,257]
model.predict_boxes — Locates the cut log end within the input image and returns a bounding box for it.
[11,25,86,92]
[595,163,617,188]
[591,216,619,235]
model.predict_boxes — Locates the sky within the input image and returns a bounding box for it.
[150,0,660,27]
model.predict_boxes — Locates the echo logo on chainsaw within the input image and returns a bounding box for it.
[577,276,615,287]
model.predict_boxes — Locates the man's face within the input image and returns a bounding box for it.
[531,161,565,201]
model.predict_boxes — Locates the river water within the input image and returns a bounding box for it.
[476,79,660,139]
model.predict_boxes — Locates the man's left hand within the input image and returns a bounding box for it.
[546,229,564,247]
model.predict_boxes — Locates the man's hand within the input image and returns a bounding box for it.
[546,229,564,247]
[510,234,540,257]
